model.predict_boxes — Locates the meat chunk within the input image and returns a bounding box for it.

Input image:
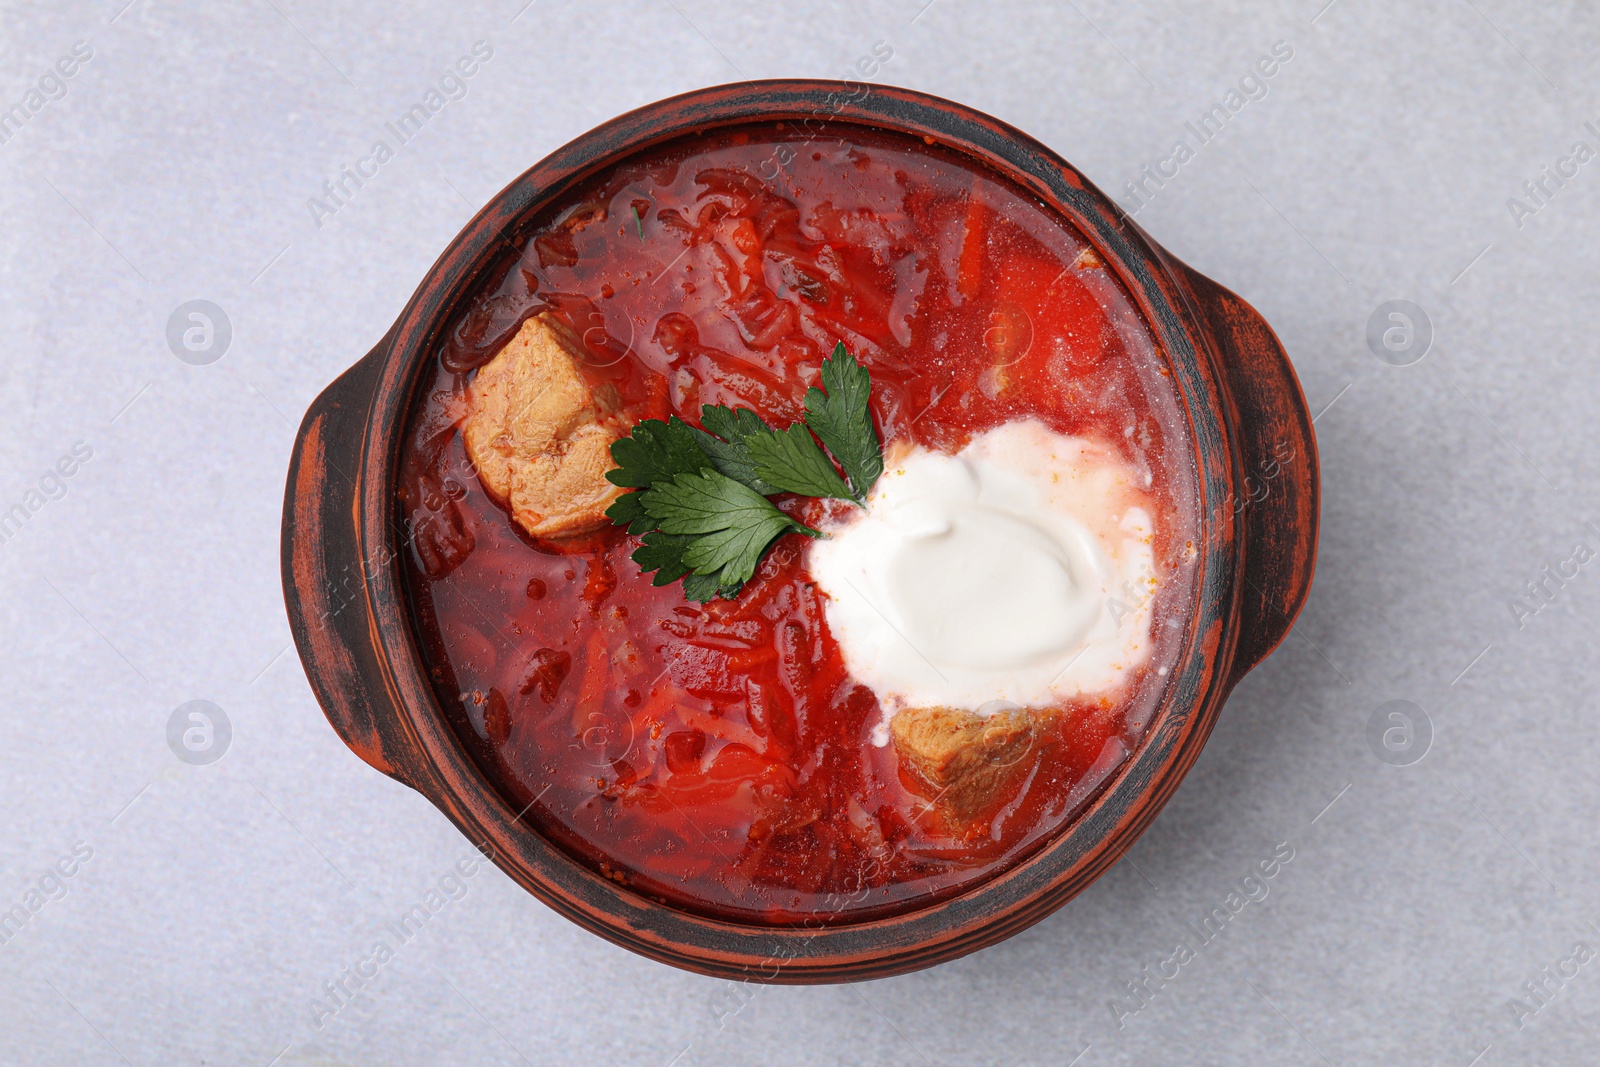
[890,705,1035,821]
[461,313,624,540]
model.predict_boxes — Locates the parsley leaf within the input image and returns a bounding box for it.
[604,344,881,602]
[605,416,709,489]
[630,531,695,586]
[804,344,883,504]
[641,470,818,588]
[688,404,782,495]
[606,415,714,535]
[604,490,655,535]
[747,423,854,500]
[682,571,734,603]
[630,528,745,601]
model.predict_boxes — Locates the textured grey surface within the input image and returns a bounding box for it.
[2,0,1597,1064]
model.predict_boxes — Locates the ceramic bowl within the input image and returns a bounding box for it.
[281,79,1318,982]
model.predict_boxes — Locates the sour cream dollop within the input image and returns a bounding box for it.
[807,419,1158,717]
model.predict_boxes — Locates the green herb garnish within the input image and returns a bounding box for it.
[604,346,882,602]
[606,415,707,488]
[688,404,782,495]
[804,344,883,505]
[747,422,855,501]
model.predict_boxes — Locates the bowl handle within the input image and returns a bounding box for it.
[1175,265,1320,686]
[280,336,416,785]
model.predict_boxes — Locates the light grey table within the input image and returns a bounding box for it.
[2,1,1596,1063]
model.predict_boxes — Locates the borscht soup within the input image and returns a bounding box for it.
[397,123,1199,924]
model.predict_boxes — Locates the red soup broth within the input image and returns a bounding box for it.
[397,124,1199,924]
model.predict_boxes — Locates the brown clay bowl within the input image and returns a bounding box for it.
[280,79,1318,983]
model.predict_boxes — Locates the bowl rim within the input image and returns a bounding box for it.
[350,78,1246,980]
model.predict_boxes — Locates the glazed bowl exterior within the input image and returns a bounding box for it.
[281,80,1318,983]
